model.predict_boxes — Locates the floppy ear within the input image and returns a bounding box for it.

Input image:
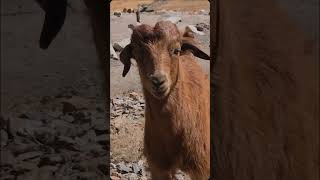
[181,31,210,60]
[119,44,133,77]
[37,0,67,49]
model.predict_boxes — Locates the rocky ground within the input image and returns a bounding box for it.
[1,88,108,180]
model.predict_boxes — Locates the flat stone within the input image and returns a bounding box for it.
[114,12,121,17]
[132,163,141,174]
[110,176,121,180]
[113,38,131,52]
[110,45,119,60]
[185,25,205,35]
[38,154,65,167]
[16,151,43,161]
[117,162,132,174]
[95,135,108,146]
[1,129,9,147]
[164,16,182,24]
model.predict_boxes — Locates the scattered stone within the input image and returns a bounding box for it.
[127,8,132,13]
[40,96,52,104]
[175,173,185,180]
[164,16,182,24]
[110,45,119,60]
[185,25,205,35]
[140,4,154,12]
[61,114,74,123]
[1,175,15,180]
[110,176,121,180]
[55,136,79,151]
[110,163,117,169]
[81,129,96,143]
[132,163,141,174]
[117,162,132,174]
[123,8,127,13]
[95,135,108,146]
[1,129,9,147]
[113,38,131,52]
[16,151,43,161]
[38,154,64,167]
[61,101,77,115]
[97,164,108,175]
[93,123,108,135]
[111,91,145,120]
[196,23,210,32]
[199,9,208,15]
[114,12,121,17]
[18,113,30,119]
[72,111,91,124]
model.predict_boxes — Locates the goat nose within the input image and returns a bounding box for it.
[151,74,166,88]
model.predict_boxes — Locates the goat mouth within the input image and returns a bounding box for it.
[151,87,169,99]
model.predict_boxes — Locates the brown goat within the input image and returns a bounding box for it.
[120,21,210,180]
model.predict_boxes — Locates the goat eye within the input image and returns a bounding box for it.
[171,48,180,55]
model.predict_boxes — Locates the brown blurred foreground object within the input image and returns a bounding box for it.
[211,0,319,179]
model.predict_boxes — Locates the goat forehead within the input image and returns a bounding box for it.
[154,21,180,39]
[131,21,180,44]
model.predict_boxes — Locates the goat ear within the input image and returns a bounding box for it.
[38,0,67,49]
[119,44,133,77]
[181,31,210,60]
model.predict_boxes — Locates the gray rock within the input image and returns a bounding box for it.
[93,122,108,135]
[110,175,121,180]
[126,173,139,180]
[61,114,74,123]
[97,164,108,175]
[110,163,117,169]
[61,101,77,115]
[164,16,182,24]
[1,175,15,180]
[132,163,141,174]
[114,12,121,17]
[110,45,119,60]
[1,129,9,147]
[117,162,132,174]
[175,173,185,180]
[10,141,39,156]
[185,25,205,35]
[38,154,64,167]
[95,135,108,146]
[55,136,80,151]
[139,4,154,12]
[81,129,96,143]
[16,151,43,161]
[113,38,131,52]
[196,23,210,31]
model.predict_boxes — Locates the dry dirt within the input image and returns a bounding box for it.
[111,0,209,12]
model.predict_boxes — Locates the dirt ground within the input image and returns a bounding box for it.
[111,0,209,12]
